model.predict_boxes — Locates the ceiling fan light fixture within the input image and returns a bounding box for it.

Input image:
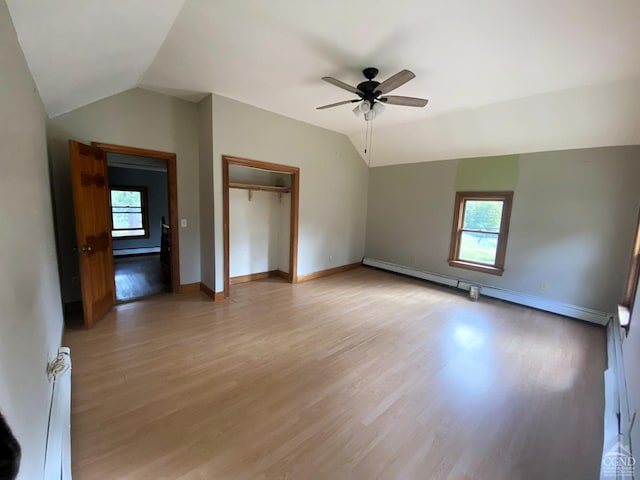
[317,67,428,123]
[372,101,385,114]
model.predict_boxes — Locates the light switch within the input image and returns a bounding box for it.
[180,218,187,228]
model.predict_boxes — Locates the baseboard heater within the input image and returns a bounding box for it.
[44,347,72,480]
[363,257,612,325]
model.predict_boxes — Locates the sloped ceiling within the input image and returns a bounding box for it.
[7,0,640,165]
[5,0,186,117]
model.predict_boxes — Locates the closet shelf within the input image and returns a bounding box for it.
[229,182,290,193]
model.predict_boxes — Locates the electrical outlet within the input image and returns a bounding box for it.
[329,255,333,261]
[180,218,187,228]
[540,281,548,291]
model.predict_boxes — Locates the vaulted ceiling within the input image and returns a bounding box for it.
[7,0,640,166]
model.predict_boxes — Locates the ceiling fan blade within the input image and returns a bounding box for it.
[316,99,360,110]
[322,77,362,95]
[379,95,428,107]
[375,69,416,95]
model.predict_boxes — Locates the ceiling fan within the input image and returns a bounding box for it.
[317,67,428,121]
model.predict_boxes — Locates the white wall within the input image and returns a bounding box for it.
[229,190,290,277]
[47,88,201,302]
[366,146,640,313]
[0,3,64,478]
[211,94,368,292]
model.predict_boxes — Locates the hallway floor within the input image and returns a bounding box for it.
[114,254,170,301]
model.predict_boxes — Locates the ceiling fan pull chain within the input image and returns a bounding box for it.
[364,118,369,155]
[368,118,374,167]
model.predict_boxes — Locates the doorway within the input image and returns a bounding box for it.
[69,140,181,327]
[93,142,181,298]
[108,154,171,301]
[222,156,299,298]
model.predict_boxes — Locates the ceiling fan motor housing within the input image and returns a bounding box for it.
[358,68,382,102]
[362,67,379,80]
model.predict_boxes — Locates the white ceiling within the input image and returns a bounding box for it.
[5,0,186,117]
[7,0,640,165]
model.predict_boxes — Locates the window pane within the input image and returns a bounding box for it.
[112,213,143,229]
[463,200,503,232]
[112,229,146,237]
[459,232,498,264]
[111,190,142,208]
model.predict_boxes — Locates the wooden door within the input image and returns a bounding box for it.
[69,140,115,327]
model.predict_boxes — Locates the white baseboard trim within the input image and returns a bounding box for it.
[363,257,612,325]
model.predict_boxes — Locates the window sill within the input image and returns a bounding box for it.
[112,234,150,241]
[448,260,504,276]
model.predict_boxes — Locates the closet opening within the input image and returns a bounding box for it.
[222,156,299,298]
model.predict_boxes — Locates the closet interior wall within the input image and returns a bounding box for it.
[228,165,291,280]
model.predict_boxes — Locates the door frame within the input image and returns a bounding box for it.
[92,142,181,293]
[222,156,299,298]
[622,209,640,317]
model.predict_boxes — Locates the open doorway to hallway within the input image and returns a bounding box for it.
[108,153,171,302]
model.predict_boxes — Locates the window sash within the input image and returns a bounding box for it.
[458,231,500,265]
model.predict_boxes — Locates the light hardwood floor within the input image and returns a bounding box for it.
[64,267,605,479]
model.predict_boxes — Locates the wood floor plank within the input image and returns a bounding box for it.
[64,267,606,479]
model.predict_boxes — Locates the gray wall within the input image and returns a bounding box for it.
[47,88,201,303]
[108,166,169,251]
[366,146,640,313]
[210,94,369,291]
[0,3,64,479]
[198,95,215,289]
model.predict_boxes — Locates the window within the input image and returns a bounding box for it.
[448,191,513,276]
[110,186,149,239]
